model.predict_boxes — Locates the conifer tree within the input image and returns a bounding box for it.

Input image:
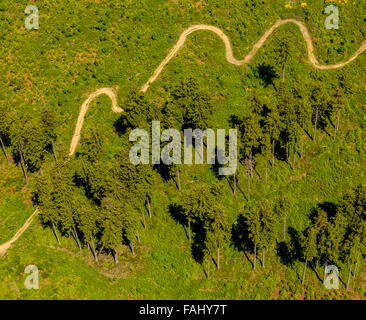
[258,199,277,268]
[264,106,282,167]
[100,197,123,264]
[276,36,291,82]
[73,194,100,261]
[40,106,59,161]
[205,205,230,270]
[309,84,329,141]
[275,195,292,242]
[301,226,317,285]
[122,202,141,256]
[246,205,261,270]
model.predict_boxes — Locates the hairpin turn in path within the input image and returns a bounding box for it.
[1,18,366,257]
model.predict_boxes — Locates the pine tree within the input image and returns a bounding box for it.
[100,197,123,264]
[40,106,59,161]
[276,36,291,82]
[122,202,141,256]
[35,174,61,244]
[309,84,329,141]
[169,77,214,130]
[264,106,283,167]
[79,127,103,163]
[73,194,100,261]
[258,199,277,268]
[301,226,317,285]
[9,112,48,181]
[246,204,261,270]
[275,195,292,242]
[205,205,230,270]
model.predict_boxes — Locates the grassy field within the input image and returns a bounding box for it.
[0,0,365,299]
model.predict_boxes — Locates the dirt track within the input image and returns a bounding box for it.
[69,86,123,155]
[2,19,366,257]
[141,19,366,92]
[0,209,39,257]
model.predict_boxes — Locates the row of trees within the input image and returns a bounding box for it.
[180,184,230,279]
[35,128,154,263]
[2,73,362,291]
[175,182,365,289]
[301,185,366,289]
[114,75,351,204]
[232,76,349,200]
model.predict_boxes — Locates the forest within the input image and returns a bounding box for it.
[0,0,365,299]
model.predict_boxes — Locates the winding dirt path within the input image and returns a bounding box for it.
[141,19,366,92]
[2,18,366,257]
[0,209,39,257]
[69,86,123,155]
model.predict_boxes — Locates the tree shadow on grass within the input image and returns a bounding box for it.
[256,63,278,87]
[231,213,254,269]
[168,202,207,264]
[276,227,303,268]
[113,115,129,137]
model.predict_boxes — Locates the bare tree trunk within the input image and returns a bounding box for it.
[253,242,257,270]
[346,264,352,290]
[71,225,82,250]
[217,241,220,270]
[188,220,191,242]
[272,140,275,167]
[333,119,337,141]
[90,233,98,262]
[130,242,135,256]
[207,256,210,280]
[19,146,28,185]
[315,257,319,269]
[87,242,97,261]
[112,248,119,265]
[137,230,140,243]
[353,263,357,278]
[146,196,151,218]
[0,136,10,165]
[265,160,267,185]
[300,135,304,159]
[313,106,319,141]
[176,169,181,191]
[233,172,237,196]
[51,139,57,162]
[282,65,285,82]
[142,212,146,228]
[237,161,240,183]
[51,222,61,244]
[247,170,250,202]
[334,109,340,141]
[302,256,308,285]
[250,150,253,178]
[323,258,328,284]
